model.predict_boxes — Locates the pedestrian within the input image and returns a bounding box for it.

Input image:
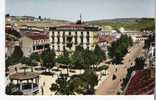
[41,86,44,95]
[15,67,17,73]
[115,68,117,72]
[43,82,45,86]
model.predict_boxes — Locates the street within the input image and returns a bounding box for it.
[95,42,144,95]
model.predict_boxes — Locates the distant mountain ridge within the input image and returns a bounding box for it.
[85,18,155,31]
[86,18,154,24]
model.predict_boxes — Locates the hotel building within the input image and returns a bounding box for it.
[49,23,101,55]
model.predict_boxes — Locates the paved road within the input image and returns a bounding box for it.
[95,42,144,95]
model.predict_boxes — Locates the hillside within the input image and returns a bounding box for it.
[86,18,155,31]
[6,19,71,28]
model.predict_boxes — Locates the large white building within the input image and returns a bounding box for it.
[49,23,100,55]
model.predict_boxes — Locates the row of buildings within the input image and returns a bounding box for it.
[5,20,152,58]
[6,21,101,57]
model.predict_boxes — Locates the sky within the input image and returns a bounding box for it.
[6,0,155,21]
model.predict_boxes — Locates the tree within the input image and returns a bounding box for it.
[56,50,71,75]
[93,45,106,68]
[12,46,23,59]
[30,52,40,62]
[6,46,24,69]
[50,73,74,95]
[108,35,133,64]
[41,48,56,72]
[20,57,32,66]
[133,57,145,70]
[38,16,42,20]
[5,13,10,17]
[70,69,98,95]
[20,57,37,71]
[71,45,84,69]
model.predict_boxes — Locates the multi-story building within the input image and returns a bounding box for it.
[20,34,49,57]
[148,42,155,68]
[49,23,100,55]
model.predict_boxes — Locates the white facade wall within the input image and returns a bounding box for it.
[20,36,33,57]
[49,30,97,56]
[20,36,49,57]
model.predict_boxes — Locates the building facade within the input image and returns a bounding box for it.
[20,34,49,57]
[49,24,100,55]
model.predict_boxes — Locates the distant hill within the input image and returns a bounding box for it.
[86,18,155,31]
[12,20,71,28]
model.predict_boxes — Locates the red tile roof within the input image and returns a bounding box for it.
[50,23,100,31]
[98,35,114,43]
[125,69,155,95]
[26,34,48,40]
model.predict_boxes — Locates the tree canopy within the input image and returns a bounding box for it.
[108,35,133,64]
[40,48,56,71]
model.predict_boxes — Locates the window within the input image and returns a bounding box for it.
[58,31,60,37]
[52,31,54,36]
[87,31,89,36]
[75,31,77,36]
[69,32,71,35]
[57,37,60,44]
[33,46,35,51]
[63,46,65,51]
[81,32,83,36]
[58,45,60,51]
[75,36,77,44]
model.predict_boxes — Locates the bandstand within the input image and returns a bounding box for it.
[9,72,40,95]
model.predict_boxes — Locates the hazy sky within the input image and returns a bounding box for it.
[6,0,155,21]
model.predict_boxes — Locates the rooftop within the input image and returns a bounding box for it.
[125,68,155,95]
[49,23,100,31]
[98,35,114,43]
[26,34,49,40]
[10,72,40,80]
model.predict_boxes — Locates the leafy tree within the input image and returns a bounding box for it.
[38,16,42,20]
[108,35,133,64]
[81,49,94,69]
[30,52,40,62]
[71,45,84,69]
[41,48,56,72]
[6,46,23,69]
[5,13,10,17]
[93,45,106,68]
[12,46,23,59]
[133,57,145,70]
[50,74,75,95]
[56,50,71,75]
[70,69,98,95]
[20,57,37,67]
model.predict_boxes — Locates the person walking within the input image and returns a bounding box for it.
[43,82,45,86]
[41,86,44,95]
